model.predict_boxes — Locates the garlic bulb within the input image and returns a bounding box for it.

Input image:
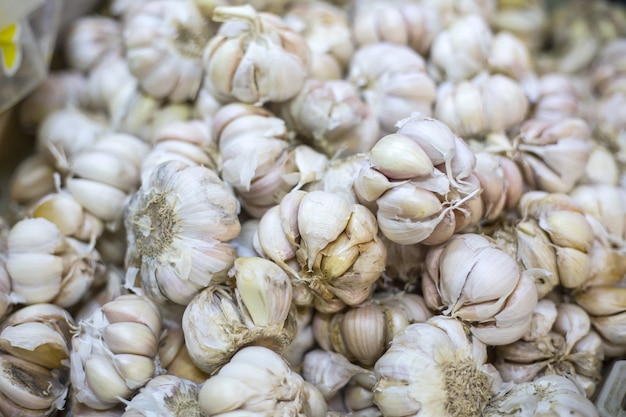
[570,184,626,243]
[9,154,57,205]
[574,285,626,358]
[284,2,354,80]
[0,304,74,416]
[494,300,604,397]
[70,294,162,410]
[302,349,372,400]
[122,375,202,416]
[373,316,501,417]
[19,71,89,132]
[6,218,105,307]
[515,118,591,193]
[202,5,310,105]
[183,257,296,374]
[352,1,441,56]
[277,79,380,156]
[348,42,436,134]
[214,103,328,218]
[123,0,213,102]
[422,233,538,345]
[590,39,626,97]
[158,325,208,384]
[488,31,539,101]
[473,152,523,222]
[141,120,219,184]
[491,0,548,52]
[313,292,432,366]
[64,16,123,73]
[304,153,369,204]
[198,346,327,416]
[435,73,529,138]
[420,0,496,25]
[255,189,387,313]
[579,144,620,185]
[0,258,15,321]
[517,191,595,290]
[482,374,598,417]
[532,73,581,122]
[354,115,482,245]
[125,160,240,305]
[429,14,493,82]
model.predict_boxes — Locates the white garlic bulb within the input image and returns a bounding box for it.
[183,257,296,374]
[198,346,327,416]
[202,5,310,105]
[122,375,202,416]
[125,160,240,305]
[64,16,123,73]
[373,316,501,417]
[124,0,213,102]
[302,349,372,400]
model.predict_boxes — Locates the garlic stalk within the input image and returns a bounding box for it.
[277,79,380,156]
[198,346,327,416]
[202,5,310,105]
[284,2,354,80]
[0,304,74,416]
[422,233,538,345]
[435,72,529,139]
[373,316,501,417]
[348,42,436,134]
[254,189,387,313]
[123,0,214,102]
[70,294,163,410]
[482,374,599,417]
[121,375,203,416]
[182,257,296,374]
[351,1,441,56]
[214,103,328,218]
[125,160,240,306]
[313,292,432,366]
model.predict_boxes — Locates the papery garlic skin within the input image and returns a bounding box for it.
[124,0,212,102]
[422,233,537,345]
[125,161,240,305]
[0,304,74,416]
[183,257,296,374]
[70,294,162,410]
[429,14,493,82]
[313,292,432,367]
[255,190,387,313]
[277,79,379,156]
[373,316,501,417]
[482,375,598,417]
[203,5,310,105]
[199,346,327,416]
[122,375,202,416]
[348,42,436,133]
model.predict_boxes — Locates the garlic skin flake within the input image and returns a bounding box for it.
[482,374,598,417]
[198,346,327,416]
[125,160,241,305]
[373,316,501,417]
[203,5,310,105]
[124,0,212,102]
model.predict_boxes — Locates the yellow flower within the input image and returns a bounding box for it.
[0,22,21,76]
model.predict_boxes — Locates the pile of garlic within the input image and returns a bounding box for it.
[2,0,626,415]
